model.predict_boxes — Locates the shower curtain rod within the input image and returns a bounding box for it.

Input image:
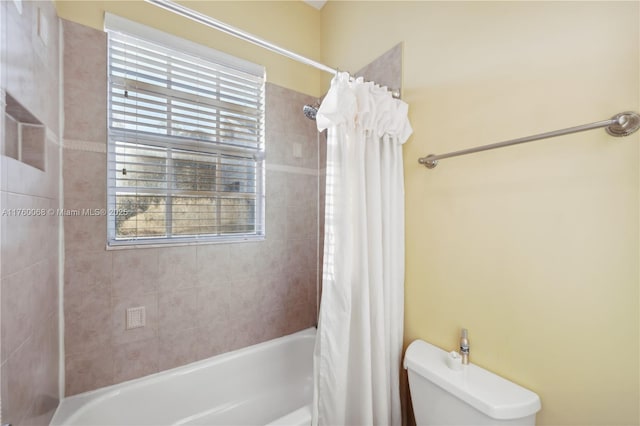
[144,0,402,99]
[145,0,336,74]
[418,111,640,169]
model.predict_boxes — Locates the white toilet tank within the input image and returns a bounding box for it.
[404,340,541,426]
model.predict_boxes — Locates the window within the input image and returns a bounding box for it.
[106,15,265,246]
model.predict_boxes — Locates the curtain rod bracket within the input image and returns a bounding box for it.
[419,111,640,169]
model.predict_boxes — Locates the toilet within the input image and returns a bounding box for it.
[404,340,541,425]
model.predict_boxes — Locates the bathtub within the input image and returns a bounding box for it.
[52,328,315,426]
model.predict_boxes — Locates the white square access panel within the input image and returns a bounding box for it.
[126,306,146,329]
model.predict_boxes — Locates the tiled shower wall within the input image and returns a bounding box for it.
[355,43,402,95]
[0,1,61,425]
[62,19,322,395]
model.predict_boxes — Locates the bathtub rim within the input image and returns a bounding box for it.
[52,327,317,426]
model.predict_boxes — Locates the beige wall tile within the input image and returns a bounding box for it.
[1,268,34,363]
[4,113,19,159]
[157,246,197,292]
[111,248,159,299]
[65,349,114,396]
[20,124,46,171]
[2,194,50,277]
[197,323,235,360]
[65,286,111,356]
[63,150,106,202]
[62,19,107,143]
[2,336,38,425]
[267,131,319,170]
[355,43,402,93]
[195,286,229,327]
[197,320,260,359]
[158,288,198,333]
[222,241,267,282]
[265,171,288,236]
[286,238,318,274]
[224,278,265,320]
[44,140,61,199]
[64,250,111,297]
[1,313,59,425]
[1,156,8,192]
[265,84,318,144]
[158,327,200,371]
[63,198,108,253]
[260,238,288,276]
[285,202,318,241]
[195,244,232,287]
[293,175,319,205]
[5,156,49,199]
[31,259,58,335]
[113,338,159,384]
[23,314,59,426]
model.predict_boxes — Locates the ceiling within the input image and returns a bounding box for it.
[303,0,327,10]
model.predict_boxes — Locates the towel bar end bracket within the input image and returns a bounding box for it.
[607,111,640,137]
[418,155,438,169]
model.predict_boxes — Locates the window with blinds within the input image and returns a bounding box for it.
[106,18,265,246]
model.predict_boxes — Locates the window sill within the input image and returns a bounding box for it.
[105,234,265,250]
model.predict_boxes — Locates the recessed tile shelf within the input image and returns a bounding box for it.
[4,92,46,171]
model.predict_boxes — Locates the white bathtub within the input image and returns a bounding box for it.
[52,328,315,426]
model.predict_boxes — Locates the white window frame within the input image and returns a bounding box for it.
[105,14,266,248]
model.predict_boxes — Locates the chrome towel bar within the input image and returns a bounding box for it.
[418,111,640,169]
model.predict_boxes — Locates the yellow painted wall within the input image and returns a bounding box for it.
[55,0,324,97]
[321,2,639,425]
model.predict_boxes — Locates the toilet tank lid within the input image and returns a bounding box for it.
[404,340,541,420]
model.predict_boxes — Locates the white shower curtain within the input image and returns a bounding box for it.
[312,72,412,426]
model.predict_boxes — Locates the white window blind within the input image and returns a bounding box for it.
[106,19,265,246]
